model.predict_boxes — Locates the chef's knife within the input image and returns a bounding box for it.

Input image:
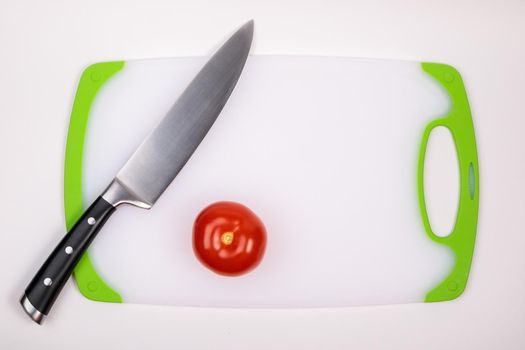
[20,20,254,324]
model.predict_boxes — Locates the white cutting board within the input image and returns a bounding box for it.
[65,56,478,307]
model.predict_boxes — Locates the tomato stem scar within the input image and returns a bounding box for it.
[221,232,234,245]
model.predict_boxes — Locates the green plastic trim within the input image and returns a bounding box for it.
[64,61,125,303]
[419,63,479,302]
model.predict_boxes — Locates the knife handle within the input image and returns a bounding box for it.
[21,196,116,324]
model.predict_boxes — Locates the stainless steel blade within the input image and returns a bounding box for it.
[102,21,253,208]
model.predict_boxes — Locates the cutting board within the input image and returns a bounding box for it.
[64,56,479,307]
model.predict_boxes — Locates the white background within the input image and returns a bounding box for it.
[0,0,524,349]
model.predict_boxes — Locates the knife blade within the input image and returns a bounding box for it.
[20,20,254,324]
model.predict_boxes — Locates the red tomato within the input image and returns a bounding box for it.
[193,201,267,276]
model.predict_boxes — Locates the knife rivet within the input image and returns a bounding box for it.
[87,217,96,225]
[43,278,53,287]
[65,246,73,255]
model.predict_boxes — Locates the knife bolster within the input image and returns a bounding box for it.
[102,179,152,209]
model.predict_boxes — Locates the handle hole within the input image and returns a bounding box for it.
[423,126,460,237]
[468,162,476,199]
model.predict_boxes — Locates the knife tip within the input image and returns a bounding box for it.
[243,19,254,32]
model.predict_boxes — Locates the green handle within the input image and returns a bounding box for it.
[418,63,479,302]
[64,62,125,303]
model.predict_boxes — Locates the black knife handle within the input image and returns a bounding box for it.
[21,196,116,324]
